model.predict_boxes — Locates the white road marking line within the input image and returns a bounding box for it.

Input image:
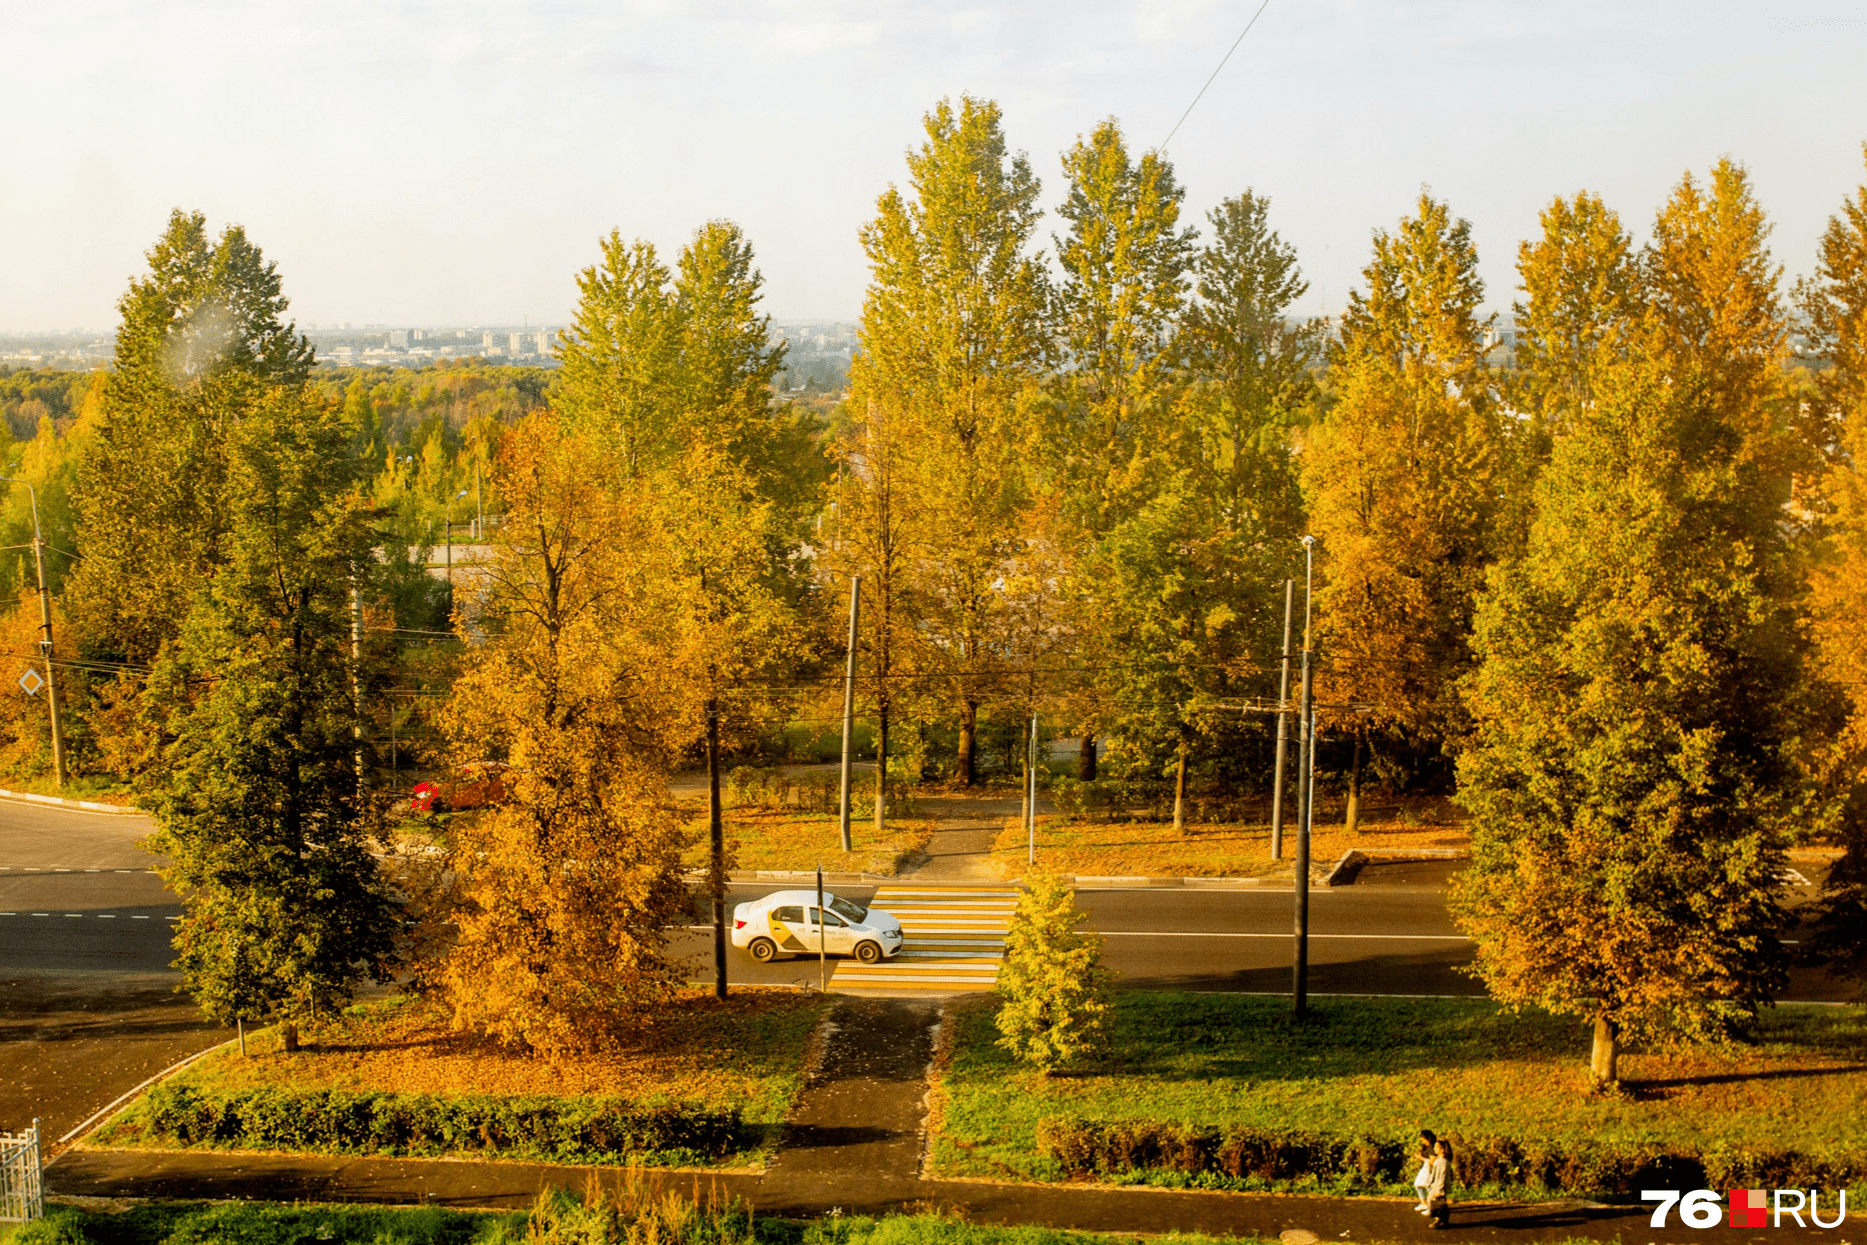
[31,912,48,916]
[98,914,115,918]
[1096,931,1472,941]
[131,915,150,920]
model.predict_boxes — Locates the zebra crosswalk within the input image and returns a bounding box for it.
[828,884,1020,995]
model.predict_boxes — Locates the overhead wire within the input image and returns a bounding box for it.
[1160,0,1273,153]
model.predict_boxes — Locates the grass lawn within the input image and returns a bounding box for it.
[94,989,825,1166]
[991,811,1468,880]
[6,1200,1272,1245]
[932,992,1867,1193]
[687,808,933,876]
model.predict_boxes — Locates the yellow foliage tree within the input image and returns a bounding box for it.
[439,415,690,1056]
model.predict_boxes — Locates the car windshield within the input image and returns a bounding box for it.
[827,895,867,923]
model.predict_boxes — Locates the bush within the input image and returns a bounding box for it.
[995,874,1114,1073]
[724,766,918,820]
[1034,1115,1867,1197]
[129,1082,747,1165]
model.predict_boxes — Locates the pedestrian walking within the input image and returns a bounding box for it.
[1411,1130,1437,1213]
[1425,1138,1454,1229]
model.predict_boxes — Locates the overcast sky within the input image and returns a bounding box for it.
[4,1,1866,332]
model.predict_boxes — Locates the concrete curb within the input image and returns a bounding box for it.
[0,787,142,816]
[55,1035,238,1149]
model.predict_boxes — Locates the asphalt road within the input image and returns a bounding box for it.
[674,862,1850,1002]
[0,798,228,1147]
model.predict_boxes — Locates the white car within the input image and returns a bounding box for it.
[731,890,905,964]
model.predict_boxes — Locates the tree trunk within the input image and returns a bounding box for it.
[281,1021,299,1053]
[873,703,889,835]
[958,700,978,786]
[1345,728,1364,834]
[708,700,727,1000]
[1172,733,1190,833]
[1590,1014,1620,1086]
[1079,734,1097,782]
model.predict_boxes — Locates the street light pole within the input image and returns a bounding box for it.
[3,478,64,788]
[837,576,861,854]
[1270,579,1294,860]
[1293,537,1316,1017]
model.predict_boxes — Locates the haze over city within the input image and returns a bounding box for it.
[5,0,1867,333]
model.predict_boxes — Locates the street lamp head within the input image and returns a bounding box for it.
[455,490,469,500]
[1300,535,1315,549]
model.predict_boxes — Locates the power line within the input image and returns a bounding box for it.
[1160,0,1273,153]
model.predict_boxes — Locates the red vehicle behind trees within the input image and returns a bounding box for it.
[409,762,510,814]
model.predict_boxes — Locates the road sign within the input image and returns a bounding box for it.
[17,670,41,698]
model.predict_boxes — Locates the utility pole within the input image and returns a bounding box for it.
[474,464,483,540]
[5,479,64,787]
[837,576,861,853]
[1294,538,1316,1017]
[1270,579,1294,860]
[709,701,727,999]
[816,863,828,993]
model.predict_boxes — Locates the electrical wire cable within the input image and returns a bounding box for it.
[1160,0,1273,153]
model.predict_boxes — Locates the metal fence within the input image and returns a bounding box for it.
[0,1119,42,1222]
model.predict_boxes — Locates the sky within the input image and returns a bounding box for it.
[4,0,1867,332]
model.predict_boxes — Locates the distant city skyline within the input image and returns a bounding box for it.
[4,2,1866,334]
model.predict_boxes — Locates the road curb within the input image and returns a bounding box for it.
[0,787,142,816]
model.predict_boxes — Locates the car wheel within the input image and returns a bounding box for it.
[748,938,778,963]
[855,940,883,964]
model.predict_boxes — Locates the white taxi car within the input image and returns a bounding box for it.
[730,890,905,964]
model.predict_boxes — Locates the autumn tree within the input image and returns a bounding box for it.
[1078,191,1317,826]
[440,415,690,1055]
[554,232,680,479]
[142,385,398,1044]
[1453,165,1805,1084]
[70,209,315,667]
[996,871,1114,1073]
[850,95,1049,784]
[1799,146,1867,987]
[1045,119,1196,781]
[1302,193,1501,791]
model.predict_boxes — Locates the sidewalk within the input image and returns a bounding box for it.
[46,1147,1713,1242]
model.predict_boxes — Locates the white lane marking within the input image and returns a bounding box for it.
[131,915,150,920]
[30,912,48,916]
[1097,931,1471,941]
[98,914,115,918]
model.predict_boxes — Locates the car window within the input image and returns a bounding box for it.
[828,896,867,923]
[810,908,846,928]
[771,906,803,922]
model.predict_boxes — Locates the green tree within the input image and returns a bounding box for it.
[69,209,314,666]
[143,385,398,1042]
[1302,193,1501,787]
[995,871,1114,1073]
[554,233,679,479]
[851,96,1049,784]
[1452,167,1805,1085]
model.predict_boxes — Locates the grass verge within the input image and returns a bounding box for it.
[932,991,1867,1198]
[92,989,824,1167]
[688,809,933,876]
[8,1196,1271,1245]
[991,816,1467,879]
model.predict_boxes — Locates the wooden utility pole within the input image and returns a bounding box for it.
[709,701,727,999]
[837,577,861,853]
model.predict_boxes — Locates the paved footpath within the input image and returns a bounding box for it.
[45,997,1802,1244]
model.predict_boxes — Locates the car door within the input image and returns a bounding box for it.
[768,905,810,952]
[811,907,856,955]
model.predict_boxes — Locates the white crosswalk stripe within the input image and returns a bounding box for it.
[830,884,1020,995]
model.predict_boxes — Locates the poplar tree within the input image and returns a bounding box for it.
[1301,194,1500,785]
[1453,165,1802,1084]
[1047,119,1196,782]
[144,385,397,1043]
[849,96,1048,783]
[71,209,315,666]
[1799,147,1867,985]
[554,232,679,479]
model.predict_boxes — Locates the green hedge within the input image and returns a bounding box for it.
[1035,1116,1867,1197]
[128,1081,747,1165]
